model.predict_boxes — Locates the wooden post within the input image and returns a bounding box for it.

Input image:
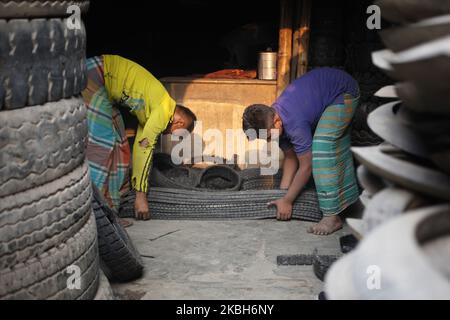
[290,0,301,81]
[291,0,312,81]
[296,0,312,78]
[276,0,294,98]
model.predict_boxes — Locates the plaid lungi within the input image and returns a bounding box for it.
[312,94,360,216]
[82,56,131,210]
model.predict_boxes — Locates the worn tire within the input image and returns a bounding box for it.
[309,36,344,67]
[345,43,383,74]
[0,0,90,18]
[0,163,92,270]
[351,129,383,147]
[0,97,87,198]
[0,214,99,300]
[119,187,322,222]
[94,270,115,300]
[313,254,338,282]
[0,18,86,110]
[92,185,144,283]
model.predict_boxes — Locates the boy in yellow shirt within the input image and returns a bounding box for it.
[82,55,196,220]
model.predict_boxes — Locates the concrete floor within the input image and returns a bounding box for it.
[111,219,351,300]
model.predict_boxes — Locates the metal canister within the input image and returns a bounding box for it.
[258,50,277,80]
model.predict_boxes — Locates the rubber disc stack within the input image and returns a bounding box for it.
[324,0,450,300]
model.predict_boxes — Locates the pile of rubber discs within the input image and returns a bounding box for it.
[324,0,450,299]
[0,0,143,300]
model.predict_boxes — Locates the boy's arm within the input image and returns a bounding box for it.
[269,151,313,221]
[280,148,299,190]
[285,151,312,203]
[132,110,169,220]
[132,110,168,193]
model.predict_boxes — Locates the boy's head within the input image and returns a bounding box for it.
[242,104,283,140]
[166,104,197,135]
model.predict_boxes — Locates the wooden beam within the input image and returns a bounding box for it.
[276,0,294,97]
[296,0,312,78]
[290,0,302,81]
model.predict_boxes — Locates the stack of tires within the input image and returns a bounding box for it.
[0,0,111,300]
[324,0,450,299]
[308,0,345,69]
[343,0,395,147]
[308,0,395,147]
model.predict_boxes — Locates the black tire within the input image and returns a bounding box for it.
[0,97,87,198]
[119,187,322,222]
[0,163,92,270]
[345,43,383,74]
[92,185,144,283]
[0,0,90,18]
[376,0,450,24]
[309,36,345,67]
[0,18,86,110]
[313,254,338,282]
[0,214,99,300]
[351,129,383,147]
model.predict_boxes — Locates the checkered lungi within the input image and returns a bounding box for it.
[81,56,131,210]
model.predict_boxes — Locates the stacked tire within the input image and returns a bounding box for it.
[307,0,395,147]
[342,0,395,147]
[0,0,108,300]
[308,0,345,69]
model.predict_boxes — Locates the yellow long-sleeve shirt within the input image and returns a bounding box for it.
[103,54,176,193]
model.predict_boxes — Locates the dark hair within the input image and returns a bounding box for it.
[242,104,275,140]
[176,104,197,132]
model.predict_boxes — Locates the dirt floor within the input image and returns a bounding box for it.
[111,219,352,300]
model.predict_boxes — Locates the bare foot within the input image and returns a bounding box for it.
[308,215,343,236]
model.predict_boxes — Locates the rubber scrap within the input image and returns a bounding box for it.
[340,234,359,254]
[277,254,315,266]
[313,254,339,282]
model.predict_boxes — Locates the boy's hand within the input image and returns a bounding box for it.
[135,191,150,220]
[268,198,293,221]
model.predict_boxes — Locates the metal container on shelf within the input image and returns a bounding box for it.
[258,49,277,80]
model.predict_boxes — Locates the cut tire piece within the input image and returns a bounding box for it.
[352,145,450,201]
[380,22,450,53]
[356,165,387,196]
[0,97,87,198]
[277,255,315,266]
[92,185,144,283]
[313,253,339,282]
[0,18,87,109]
[375,0,450,24]
[195,165,242,191]
[367,102,429,158]
[339,235,359,254]
[0,0,90,18]
[0,214,99,300]
[362,187,429,236]
[0,162,92,270]
[325,204,450,299]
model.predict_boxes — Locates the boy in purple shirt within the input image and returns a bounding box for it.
[243,68,360,235]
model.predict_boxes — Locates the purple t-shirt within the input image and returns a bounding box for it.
[273,68,359,155]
